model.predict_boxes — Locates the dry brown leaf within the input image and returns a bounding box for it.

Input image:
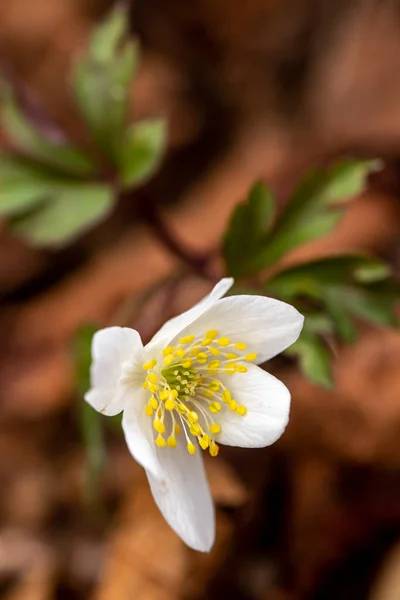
[369,542,400,600]
[92,473,186,600]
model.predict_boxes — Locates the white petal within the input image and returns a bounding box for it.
[122,388,162,478]
[175,295,304,363]
[85,326,144,416]
[146,436,215,552]
[215,364,290,447]
[146,278,234,352]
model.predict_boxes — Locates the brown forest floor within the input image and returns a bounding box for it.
[1,1,400,599]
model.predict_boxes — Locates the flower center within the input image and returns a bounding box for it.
[142,330,257,456]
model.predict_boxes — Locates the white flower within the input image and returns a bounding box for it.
[85,278,304,551]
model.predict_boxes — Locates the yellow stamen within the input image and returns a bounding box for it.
[196,352,208,364]
[187,442,197,455]
[208,381,220,392]
[222,390,232,403]
[245,353,258,361]
[225,364,236,374]
[156,435,166,447]
[209,346,220,356]
[150,396,158,410]
[167,435,177,448]
[209,401,221,414]
[217,337,230,347]
[236,364,248,373]
[162,346,173,356]
[190,424,201,436]
[235,342,247,350]
[236,404,247,416]
[199,435,209,450]
[209,441,219,457]
[163,354,174,365]
[148,382,159,393]
[182,359,192,368]
[153,420,165,434]
[208,360,220,370]
[190,348,200,357]
[179,334,195,345]
[174,423,181,435]
[188,411,199,423]
[229,399,237,411]
[175,348,185,358]
[145,405,153,416]
[226,352,238,360]
[165,399,175,411]
[159,389,169,401]
[206,330,218,339]
[209,423,221,434]
[201,337,212,346]
[142,359,157,370]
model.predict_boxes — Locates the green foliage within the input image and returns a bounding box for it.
[0,6,166,247]
[223,160,376,277]
[118,119,166,188]
[13,183,114,246]
[286,330,333,389]
[74,325,106,511]
[223,181,275,277]
[72,4,139,157]
[266,254,399,386]
[1,89,95,176]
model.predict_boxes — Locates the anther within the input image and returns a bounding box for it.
[150,396,158,410]
[208,381,220,392]
[225,364,236,374]
[175,348,185,358]
[236,404,247,416]
[209,401,221,414]
[217,337,230,347]
[142,359,157,370]
[159,390,169,401]
[145,405,153,416]
[196,352,208,364]
[235,342,247,350]
[190,424,201,436]
[199,436,209,450]
[174,423,181,435]
[153,420,165,434]
[209,441,219,457]
[209,423,221,434]
[236,364,248,373]
[167,435,177,448]
[245,353,258,361]
[165,399,175,411]
[162,346,173,356]
[182,359,192,368]
[206,330,218,339]
[187,442,197,455]
[201,337,212,346]
[179,334,195,345]
[209,347,220,356]
[222,390,232,403]
[188,411,199,423]
[155,435,166,447]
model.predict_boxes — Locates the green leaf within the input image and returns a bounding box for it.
[324,159,380,202]
[118,118,166,187]
[324,289,358,343]
[223,181,276,277]
[267,254,386,299]
[72,9,139,157]
[74,325,106,512]
[1,97,95,176]
[334,285,399,328]
[89,5,128,63]
[13,183,115,246]
[258,159,376,267]
[286,332,333,388]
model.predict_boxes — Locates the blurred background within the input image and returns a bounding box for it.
[1,1,400,599]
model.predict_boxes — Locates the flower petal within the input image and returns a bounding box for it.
[215,363,290,447]
[122,388,162,478]
[146,278,234,351]
[175,294,304,363]
[85,326,144,416]
[146,436,215,551]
